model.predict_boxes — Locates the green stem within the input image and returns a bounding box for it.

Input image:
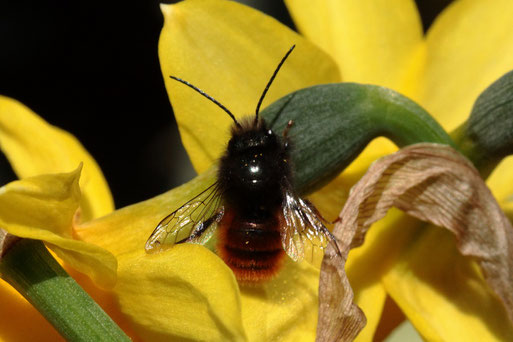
[450,123,499,178]
[261,83,455,193]
[0,239,130,342]
[450,70,513,178]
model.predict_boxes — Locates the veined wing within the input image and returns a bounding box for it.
[145,182,224,253]
[281,189,340,265]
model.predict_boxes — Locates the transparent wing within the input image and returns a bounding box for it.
[145,182,224,253]
[281,189,340,266]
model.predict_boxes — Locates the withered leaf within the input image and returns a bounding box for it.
[317,143,513,341]
[0,228,20,260]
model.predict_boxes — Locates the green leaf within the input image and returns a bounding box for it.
[261,83,455,193]
[452,70,513,177]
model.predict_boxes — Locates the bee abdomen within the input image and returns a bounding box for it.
[217,215,285,283]
[223,245,283,271]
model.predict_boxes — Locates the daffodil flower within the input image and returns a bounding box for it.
[87,0,511,340]
[283,0,513,339]
[0,96,134,340]
[1,0,513,341]
[144,0,513,340]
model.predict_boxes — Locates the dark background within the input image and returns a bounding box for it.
[0,0,452,209]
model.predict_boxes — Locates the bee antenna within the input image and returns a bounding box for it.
[255,44,296,123]
[169,76,241,128]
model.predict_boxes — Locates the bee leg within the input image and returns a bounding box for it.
[177,210,224,244]
[282,120,294,138]
[331,216,342,224]
[282,120,294,150]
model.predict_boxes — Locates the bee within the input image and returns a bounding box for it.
[145,45,339,283]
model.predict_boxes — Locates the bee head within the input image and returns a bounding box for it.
[227,118,279,154]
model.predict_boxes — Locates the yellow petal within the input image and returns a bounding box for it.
[285,0,414,276]
[348,210,420,341]
[312,171,416,341]
[159,0,340,172]
[75,167,217,257]
[307,145,396,342]
[115,248,245,341]
[239,260,319,341]
[502,197,513,220]
[382,227,513,341]
[307,141,402,341]
[308,139,398,221]
[0,96,113,221]
[0,168,117,288]
[484,158,513,256]
[413,0,513,131]
[373,296,407,341]
[79,167,327,341]
[486,156,513,205]
[352,282,386,342]
[284,0,423,90]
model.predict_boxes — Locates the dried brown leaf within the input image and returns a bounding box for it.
[317,143,513,341]
[0,228,20,260]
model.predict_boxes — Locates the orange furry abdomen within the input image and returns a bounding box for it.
[216,210,285,283]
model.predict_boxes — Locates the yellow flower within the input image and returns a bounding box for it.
[285,0,513,340]
[1,0,513,341]
[0,96,131,340]
[143,0,513,340]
